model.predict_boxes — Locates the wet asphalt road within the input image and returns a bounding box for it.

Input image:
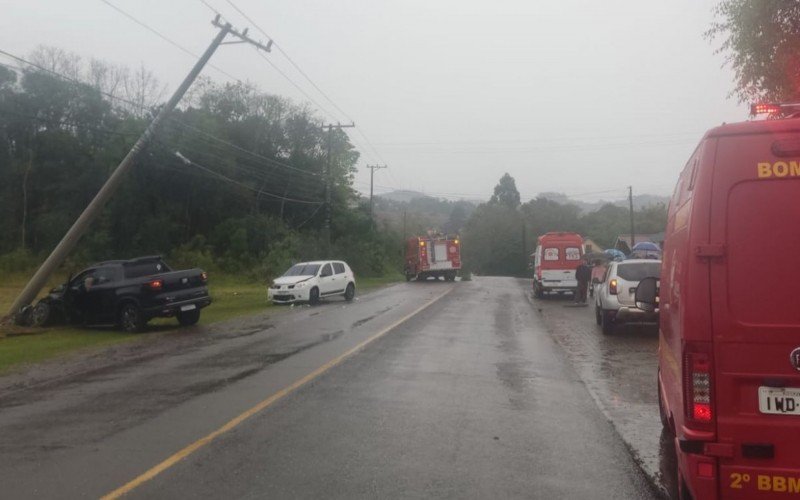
[0,277,656,499]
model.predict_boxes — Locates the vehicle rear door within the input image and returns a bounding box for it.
[709,131,800,486]
[614,262,661,307]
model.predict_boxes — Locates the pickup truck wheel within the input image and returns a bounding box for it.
[30,301,52,327]
[119,303,146,333]
[344,283,355,301]
[177,308,200,326]
[309,287,320,305]
[600,309,614,335]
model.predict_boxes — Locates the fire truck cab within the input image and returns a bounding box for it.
[405,235,460,282]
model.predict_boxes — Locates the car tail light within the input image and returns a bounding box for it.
[200,271,208,282]
[609,278,618,295]
[148,279,163,291]
[684,349,714,424]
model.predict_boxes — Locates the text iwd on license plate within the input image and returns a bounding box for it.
[759,386,800,415]
[180,304,197,312]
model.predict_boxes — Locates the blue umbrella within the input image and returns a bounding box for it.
[603,249,626,262]
[631,242,660,252]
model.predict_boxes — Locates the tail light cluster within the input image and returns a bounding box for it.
[609,278,618,295]
[147,279,163,291]
[684,349,714,423]
[200,271,208,282]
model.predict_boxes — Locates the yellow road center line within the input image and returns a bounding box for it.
[101,286,454,500]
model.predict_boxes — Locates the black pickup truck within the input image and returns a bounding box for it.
[30,256,211,332]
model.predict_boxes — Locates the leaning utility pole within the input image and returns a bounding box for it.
[628,185,636,253]
[367,164,387,219]
[5,16,272,322]
[322,122,355,256]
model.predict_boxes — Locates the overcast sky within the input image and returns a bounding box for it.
[3,0,746,202]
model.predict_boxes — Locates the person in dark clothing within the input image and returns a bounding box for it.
[574,259,591,303]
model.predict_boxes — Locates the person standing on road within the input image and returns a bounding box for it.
[574,259,591,304]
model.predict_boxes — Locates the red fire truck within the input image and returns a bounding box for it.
[404,234,461,281]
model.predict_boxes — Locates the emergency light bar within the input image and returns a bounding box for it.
[750,102,800,118]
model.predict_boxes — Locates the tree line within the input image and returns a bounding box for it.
[462,174,668,276]
[0,47,398,280]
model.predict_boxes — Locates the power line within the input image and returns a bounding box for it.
[0,48,149,111]
[168,119,322,177]
[0,46,332,197]
[221,1,390,170]
[100,0,241,82]
[174,151,323,204]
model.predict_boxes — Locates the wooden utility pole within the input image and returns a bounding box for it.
[628,185,636,254]
[5,16,272,322]
[322,122,355,257]
[367,164,387,219]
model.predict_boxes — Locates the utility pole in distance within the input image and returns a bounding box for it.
[367,164,387,220]
[322,122,355,257]
[628,185,636,254]
[5,16,272,322]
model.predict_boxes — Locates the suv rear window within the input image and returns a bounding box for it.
[616,262,661,281]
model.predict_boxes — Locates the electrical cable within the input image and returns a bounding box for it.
[99,0,241,83]
[172,151,324,204]
[222,1,391,169]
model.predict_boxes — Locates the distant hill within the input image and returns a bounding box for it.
[375,190,434,203]
[536,192,669,212]
[375,189,669,212]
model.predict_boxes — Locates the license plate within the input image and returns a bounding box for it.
[759,386,800,415]
[180,304,197,312]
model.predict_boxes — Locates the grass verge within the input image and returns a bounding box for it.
[0,272,402,374]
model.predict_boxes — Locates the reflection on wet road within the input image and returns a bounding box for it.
[0,277,658,499]
[532,284,676,498]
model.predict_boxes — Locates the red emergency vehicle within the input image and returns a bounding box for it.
[404,234,460,281]
[532,232,584,298]
[640,104,800,499]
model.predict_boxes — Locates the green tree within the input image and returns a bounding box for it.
[708,1,800,102]
[462,203,525,276]
[489,173,520,209]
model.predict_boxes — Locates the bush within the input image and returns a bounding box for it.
[0,248,40,273]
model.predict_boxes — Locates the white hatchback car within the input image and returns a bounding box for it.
[268,261,356,305]
[594,259,661,334]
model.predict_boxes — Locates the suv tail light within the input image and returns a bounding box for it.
[200,271,208,282]
[609,278,618,295]
[147,279,163,291]
[684,347,714,424]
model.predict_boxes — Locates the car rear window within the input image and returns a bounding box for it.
[616,262,661,281]
[123,260,170,279]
